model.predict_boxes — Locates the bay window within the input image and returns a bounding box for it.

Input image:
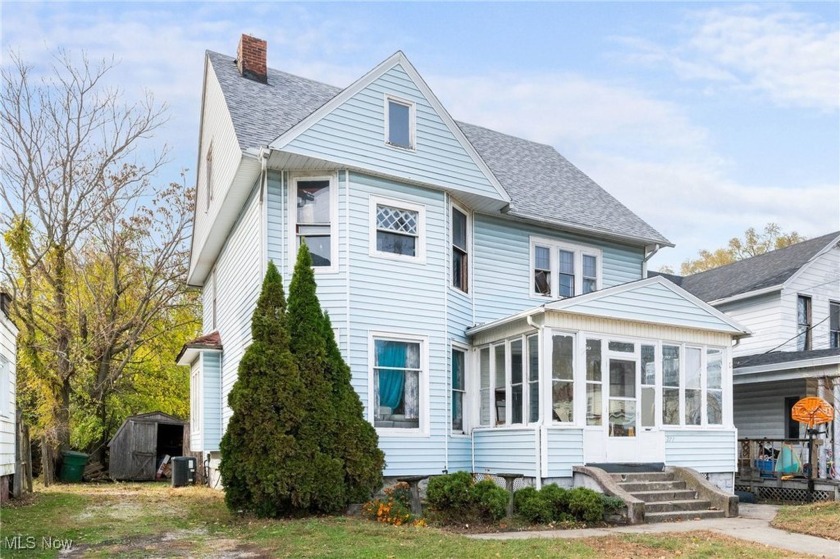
[373,337,423,430]
[294,176,335,268]
[452,348,466,433]
[370,196,425,261]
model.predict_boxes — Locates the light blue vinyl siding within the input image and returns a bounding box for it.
[473,429,538,475]
[664,430,737,473]
[201,353,222,452]
[473,214,644,324]
[545,428,584,478]
[214,188,263,429]
[448,437,472,472]
[346,172,449,476]
[283,65,501,201]
[564,282,737,332]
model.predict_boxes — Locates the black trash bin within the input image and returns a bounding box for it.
[171,456,196,487]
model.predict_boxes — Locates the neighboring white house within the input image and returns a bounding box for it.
[179,34,749,498]
[0,292,18,502]
[659,232,840,480]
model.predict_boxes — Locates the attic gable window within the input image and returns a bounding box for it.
[385,96,415,150]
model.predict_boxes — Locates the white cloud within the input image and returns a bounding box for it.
[618,4,840,111]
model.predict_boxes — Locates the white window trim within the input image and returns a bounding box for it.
[451,342,470,436]
[368,331,430,437]
[289,173,339,274]
[449,200,471,295]
[368,195,426,264]
[529,237,603,299]
[383,94,416,151]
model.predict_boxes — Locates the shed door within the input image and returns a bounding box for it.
[131,421,158,480]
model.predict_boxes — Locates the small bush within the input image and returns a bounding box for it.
[540,484,570,519]
[514,487,553,523]
[471,480,508,521]
[601,495,626,516]
[567,487,605,523]
[362,482,424,526]
[426,471,475,514]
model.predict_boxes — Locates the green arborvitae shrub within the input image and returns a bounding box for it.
[514,486,553,523]
[471,480,508,521]
[540,484,570,519]
[287,245,345,512]
[219,261,311,516]
[288,244,384,508]
[601,495,626,516]
[426,471,475,514]
[567,487,605,523]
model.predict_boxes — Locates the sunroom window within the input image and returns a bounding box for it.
[585,339,602,426]
[551,334,574,422]
[662,345,680,425]
[374,338,421,429]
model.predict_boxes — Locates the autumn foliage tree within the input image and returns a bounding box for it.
[0,49,197,480]
[674,223,806,275]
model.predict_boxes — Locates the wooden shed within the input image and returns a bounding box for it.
[108,412,188,481]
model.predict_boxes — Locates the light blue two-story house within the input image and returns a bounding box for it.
[179,35,749,498]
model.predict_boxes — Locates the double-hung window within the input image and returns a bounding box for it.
[830,301,840,349]
[373,336,424,431]
[295,176,335,269]
[385,96,415,150]
[797,295,812,351]
[452,206,469,292]
[531,238,601,298]
[370,196,425,261]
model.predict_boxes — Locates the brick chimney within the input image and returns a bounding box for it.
[236,34,267,84]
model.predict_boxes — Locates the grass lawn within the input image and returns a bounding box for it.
[772,501,840,541]
[0,482,807,558]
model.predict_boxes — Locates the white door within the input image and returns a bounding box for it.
[605,356,639,462]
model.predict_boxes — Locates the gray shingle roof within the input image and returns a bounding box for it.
[665,232,840,302]
[733,348,840,369]
[207,50,671,246]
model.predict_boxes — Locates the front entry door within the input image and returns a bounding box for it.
[605,357,638,461]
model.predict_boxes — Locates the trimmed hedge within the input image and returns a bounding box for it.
[514,485,612,524]
[426,473,509,522]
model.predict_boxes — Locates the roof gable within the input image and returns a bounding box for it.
[272,52,509,202]
[546,276,749,335]
[677,232,840,303]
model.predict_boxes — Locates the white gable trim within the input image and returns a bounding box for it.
[268,51,510,204]
[468,276,750,338]
[782,233,840,292]
[545,276,750,336]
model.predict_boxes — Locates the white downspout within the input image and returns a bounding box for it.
[527,310,545,489]
[833,381,840,480]
[642,244,662,277]
[258,148,269,278]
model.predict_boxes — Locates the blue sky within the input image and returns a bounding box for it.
[2,2,838,270]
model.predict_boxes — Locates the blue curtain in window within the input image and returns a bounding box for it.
[377,341,406,409]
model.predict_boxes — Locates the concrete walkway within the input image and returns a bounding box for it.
[470,504,840,558]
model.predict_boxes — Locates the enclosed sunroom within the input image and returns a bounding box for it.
[466,276,749,492]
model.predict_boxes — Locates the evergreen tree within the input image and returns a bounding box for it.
[288,245,385,508]
[219,261,312,516]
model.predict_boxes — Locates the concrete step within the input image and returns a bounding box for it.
[610,472,673,483]
[630,489,698,503]
[645,509,726,523]
[644,499,712,513]
[618,480,686,493]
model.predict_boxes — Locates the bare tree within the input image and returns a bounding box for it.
[0,49,187,481]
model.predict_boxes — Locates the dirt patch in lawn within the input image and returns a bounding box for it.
[63,528,271,558]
